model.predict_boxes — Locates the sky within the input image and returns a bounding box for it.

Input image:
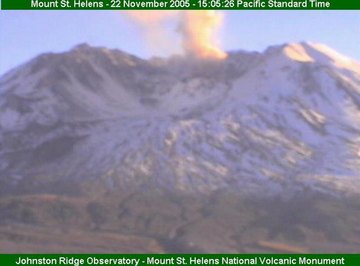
[0,11,359,75]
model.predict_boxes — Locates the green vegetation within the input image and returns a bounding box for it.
[47,201,78,223]
[86,201,109,229]
[0,201,37,224]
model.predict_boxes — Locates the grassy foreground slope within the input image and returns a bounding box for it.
[0,189,359,253]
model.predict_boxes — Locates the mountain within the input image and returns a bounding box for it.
[1,43,360,253]
[1,42,360,196]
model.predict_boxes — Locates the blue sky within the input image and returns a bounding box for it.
[0,11,359,75]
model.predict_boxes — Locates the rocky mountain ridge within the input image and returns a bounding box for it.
[1,42,360,197]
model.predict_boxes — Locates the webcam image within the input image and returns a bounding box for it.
[0,11,359,253]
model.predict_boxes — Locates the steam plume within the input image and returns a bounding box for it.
[179,11,227,59]
[124,11,227,60]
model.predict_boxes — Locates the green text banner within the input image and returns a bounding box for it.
[1,0,360,10]
[0,254,360,266]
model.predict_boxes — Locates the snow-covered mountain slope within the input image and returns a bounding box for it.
[1,42,360,196]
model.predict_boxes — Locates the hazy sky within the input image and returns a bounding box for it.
[0,11,359,75]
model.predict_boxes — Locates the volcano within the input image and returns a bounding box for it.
[0,43,359,253]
